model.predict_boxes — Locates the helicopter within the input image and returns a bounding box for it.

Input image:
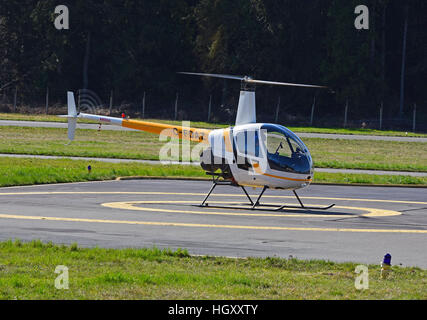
[62,72,335,211]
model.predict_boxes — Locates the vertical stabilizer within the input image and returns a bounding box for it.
[67,91,77,142]
[235,91,256,126]
[67,91,77,117]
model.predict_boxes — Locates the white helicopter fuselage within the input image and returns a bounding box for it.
[206,123,314,190]
[64,72,323,194]
[62,72,335,210]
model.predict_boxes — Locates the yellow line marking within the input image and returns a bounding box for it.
[0,213,425,234]
[0,191,425,233]
[0,191,425,205]
[101,200,401,218]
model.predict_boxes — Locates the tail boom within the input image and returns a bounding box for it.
[79,112,211,143]
[62,91,211,143]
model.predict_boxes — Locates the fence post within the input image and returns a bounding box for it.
[412,103,416,133]
[109,90,113,115]
[379,102,383,130]
[343,99,348,128]
[310,96,316,126]
[142,91,146,118]
[207,94,212,122]
[45,87,49,114]
[275,96,281,123]
[77,89,81,111]
[13,86,17,113]
[174,92,179,120]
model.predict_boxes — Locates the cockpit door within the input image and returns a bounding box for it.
[233,129,266,172]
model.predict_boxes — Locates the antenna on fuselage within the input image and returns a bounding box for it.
[177,72,328,126]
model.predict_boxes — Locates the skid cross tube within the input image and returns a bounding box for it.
[200,182,218,207]
[240,186,254,206]
[274,190,335,211]
[199,175,254,207]
[252,186,268,209]
[199,177,335,211]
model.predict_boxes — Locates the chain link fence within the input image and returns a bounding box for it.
[0,85,426,132]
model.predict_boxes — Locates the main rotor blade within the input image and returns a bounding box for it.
[246,79,327,89]
[177,72,245,81]
[178,72,328,89]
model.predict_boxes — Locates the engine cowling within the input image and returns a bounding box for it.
[200,147,232,179]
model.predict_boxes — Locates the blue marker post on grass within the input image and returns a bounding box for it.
[381,253,392,279]
[88,165,92,174]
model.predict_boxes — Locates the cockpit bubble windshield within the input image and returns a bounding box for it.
[261,124,312,175]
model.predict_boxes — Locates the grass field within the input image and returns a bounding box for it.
[0,158,204,187]
[0,240,425,300]
[0,157,426,188]
[1,113,426,137]
[0,126,426,172]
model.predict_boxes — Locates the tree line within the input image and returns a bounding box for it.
[0,0,426,124]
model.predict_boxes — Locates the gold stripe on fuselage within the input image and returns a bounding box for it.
[122,119,211,143]
[223,128,233,152]
[253,163,312,183]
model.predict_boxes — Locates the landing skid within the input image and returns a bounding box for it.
[199,176,335,211]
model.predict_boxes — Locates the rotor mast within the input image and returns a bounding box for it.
[177,72,327,126]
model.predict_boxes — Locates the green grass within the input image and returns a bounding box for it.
[0,157,426,188]
[313,172,427,185]
[305,138,427,172]
[0,157,204,187]
[0,126,426,172]
[1,113,426,137]
[288,126,427,138]
[0,240,425,300]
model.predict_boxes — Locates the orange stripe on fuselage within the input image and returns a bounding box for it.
[223,128,233,152]
[122,119,211,144]
[252,163,312,183]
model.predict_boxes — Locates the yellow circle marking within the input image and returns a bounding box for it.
[0,190,425,234]
[0,191,426,205]
[101,200,401,218]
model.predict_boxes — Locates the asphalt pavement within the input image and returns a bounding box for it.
[1,179,426,267]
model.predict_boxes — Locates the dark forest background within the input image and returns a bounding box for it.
[0,0,426,129]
